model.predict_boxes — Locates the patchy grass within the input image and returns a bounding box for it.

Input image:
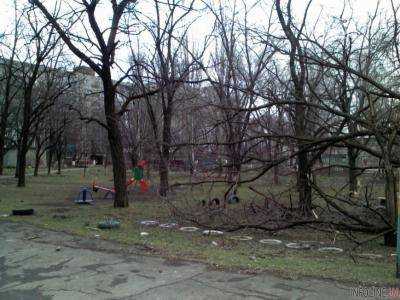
[0,166,396,285]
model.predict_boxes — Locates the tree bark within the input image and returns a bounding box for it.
[47,149,53,175]
[34,147,40,176]
[17,91,32,187]
[297,147,312,215]
[384,162,397,247]
[158,104,172,197]
[273,142,279,185]
[103,79,128,207]
[227,152,241,184]
[226,128,242,184]
[276,0,312,216]
[129,149,138,169]
[158,158,169,197]
[57,155,61,174]
[295,100,312,216]
[348,145,359,194]
[14,144,20,178]
[16,136,28,186]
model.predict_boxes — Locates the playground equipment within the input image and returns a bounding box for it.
[227,193,240,204]
[92,160,150,199]
[223,181,240,206]
[92,178,135,200]
[132,160,150,192]
[75,187,94,204]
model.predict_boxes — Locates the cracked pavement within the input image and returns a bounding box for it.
[0,221,361,299]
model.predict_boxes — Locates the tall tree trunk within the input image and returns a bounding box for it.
[297,147,312,215]
[273,142,280,185]
[226,150,235,184]
[276,0,312,216]
[383,156,397,246]
[226,153,241,184]
[129,149,138,169]
[295,103,312,216]
[226,130,241,184]
[47,149,53,175]
[158,106,172,197]
[103,79,128,207]
[348,146,358,194]
[14,145,20,178]
[57,155,61,174]
[158,158,169,197]
[17,133,28,187]
[34,148,40,177]
[17,95,31,187]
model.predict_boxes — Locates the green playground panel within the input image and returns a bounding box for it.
[132,167,144,180]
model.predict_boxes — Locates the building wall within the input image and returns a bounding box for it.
[3,149,37,168]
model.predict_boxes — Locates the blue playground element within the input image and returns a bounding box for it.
[75,187,94,204]
[227,193,240,204]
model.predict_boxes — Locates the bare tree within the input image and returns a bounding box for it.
[275,0,313,215]
[30,0,150,207]
[0,0,22,175]
[15,6,67,187]
[129,0,197,196]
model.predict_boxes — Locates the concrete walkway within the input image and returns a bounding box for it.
[0,221,361,300]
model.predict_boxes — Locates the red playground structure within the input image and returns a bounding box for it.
[92,160,150,199]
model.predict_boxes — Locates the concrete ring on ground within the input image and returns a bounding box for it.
[228,235,253,241]
[140,220,159,227]
[202,230,224,236]
[357,253,382,259]
[259,239,283,245]
[179,226,199,232]
[317,247,343,253]
[159,223,179,229]
[285,242,311,250]
[98,220,121,229]
[12,209,34,216]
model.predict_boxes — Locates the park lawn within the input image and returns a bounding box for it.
[0,166,396,285]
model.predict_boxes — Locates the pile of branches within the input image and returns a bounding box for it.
[167,183,391,238]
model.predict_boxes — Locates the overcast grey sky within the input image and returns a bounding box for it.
[0,0,392,35]
[0,0,395,76]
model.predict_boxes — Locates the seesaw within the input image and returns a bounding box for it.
[92,178,150,199]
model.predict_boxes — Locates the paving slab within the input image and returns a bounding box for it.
[0,221,369,299]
